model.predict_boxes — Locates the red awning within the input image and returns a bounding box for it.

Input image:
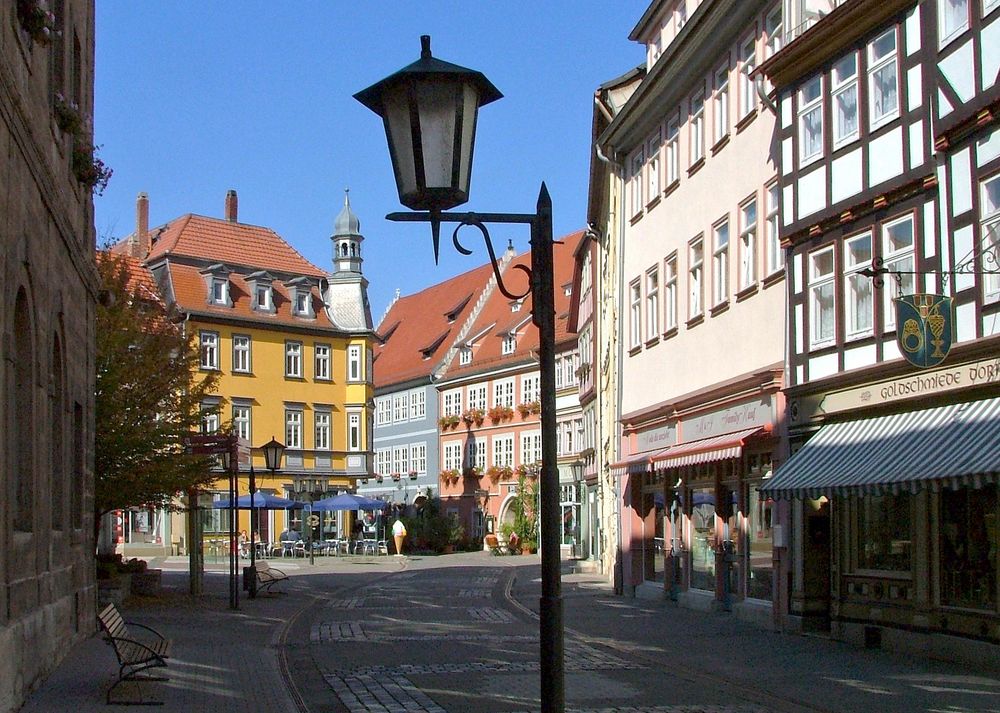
[610,448,671,477]
[651,427,769,470]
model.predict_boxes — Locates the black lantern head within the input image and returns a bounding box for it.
[354,35,502,214]
[261,436,285,472]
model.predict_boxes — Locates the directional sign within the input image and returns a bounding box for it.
[184,433,236,455]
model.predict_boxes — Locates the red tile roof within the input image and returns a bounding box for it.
[374,262,497,388]
[167,262,338,330]
[439,230,584,381]
[141,214,324,277]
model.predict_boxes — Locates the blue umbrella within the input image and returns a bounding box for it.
[311,493,384,511]
[212,493,300,509]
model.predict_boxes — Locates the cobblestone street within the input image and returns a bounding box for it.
[22,552,1000,713]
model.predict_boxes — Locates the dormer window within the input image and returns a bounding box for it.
[501,334,517,355]
[285,276,315,319]
[246,270,275,313]
[459,346,473,365]
[200,264,233,308]
[510,299,522,313]
[256,284,272,310]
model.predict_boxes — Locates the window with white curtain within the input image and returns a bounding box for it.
[938,0,969,46]
[285,409,302,449]
[883,215,916,326]
[740,199,757,290]
[232,404,251,442]
[982,175,1000,301]
[665,254,678,331]
[630,280,642,348]
[798,75,823,164]
[809,246,836,347]
[831,53,858,147]
[630,150,644,215]
[868,29,899,130]
[765,183,784,274]
[666,116,680,185]
[713,220,730,305]
[646,266,660,338]
[647,130,662,201]
[739,34,757,119]
[232,335,251,373]
[284,341,302,378]
[314,411,330,450]
[690,89,705,164]
[714,63,730,144]
[690,237,704,319]
[844,233,873,339]
[765,4,783,58]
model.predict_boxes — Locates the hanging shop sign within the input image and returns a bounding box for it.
[894,294,955,369]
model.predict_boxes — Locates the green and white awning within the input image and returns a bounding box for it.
[761,397,1000,499]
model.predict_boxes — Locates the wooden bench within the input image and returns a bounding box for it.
[97,603,171,705]
[248,560,288,594]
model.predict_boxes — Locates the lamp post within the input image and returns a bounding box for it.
[355,36,563,712]
[219,440,238,610]
[251,436,285,598]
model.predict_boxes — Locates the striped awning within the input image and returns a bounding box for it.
[610,448,670,477]
[761,397,1000,500]
[650,427,768,470]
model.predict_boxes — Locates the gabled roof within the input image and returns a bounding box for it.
[438,230,585,383]
[373,262,496,389]
[138,214,324,277]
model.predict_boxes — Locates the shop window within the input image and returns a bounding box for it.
[747,484,774,600]
[855,492,911,571]
[940,486,997,610]
[690,488,716,591]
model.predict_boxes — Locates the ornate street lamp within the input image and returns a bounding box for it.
[247,437,285,598]
[356,36,564,712]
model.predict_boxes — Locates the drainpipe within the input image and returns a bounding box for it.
[755,75,778,115]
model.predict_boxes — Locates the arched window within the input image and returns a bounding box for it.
[50,333,65,530]
[13,288,34,533]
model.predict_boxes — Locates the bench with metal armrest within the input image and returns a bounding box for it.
[98,603,171,705]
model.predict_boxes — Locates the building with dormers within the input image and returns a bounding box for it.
[2,1,98,707]
[117,190,374,550]
[433,233,585,551]
[758,0,1000,664]
[367,261,500,509]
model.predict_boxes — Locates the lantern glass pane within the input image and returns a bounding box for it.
[458,83,478,197]
[384,89,417,201]
[417,81,459,190]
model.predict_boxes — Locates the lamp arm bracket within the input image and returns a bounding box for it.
[451,216,531,300]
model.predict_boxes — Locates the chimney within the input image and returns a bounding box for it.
[224,189,238,223]
[132,192,150,258]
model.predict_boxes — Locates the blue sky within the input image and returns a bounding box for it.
[94,3,645,323]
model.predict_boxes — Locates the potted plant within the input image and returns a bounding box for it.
[517,403,532,419]
[391,472,401,481]
[528,400,541,415]
[53,93,84,135]
[16,0,56,45]
[408,470,418,480]
[71,139,112,195]
[126,558,163,596]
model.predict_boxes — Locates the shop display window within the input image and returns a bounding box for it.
[940,486,997,610]
[855,492,911,571]
[747,485,774,600]
[691,488,716,590]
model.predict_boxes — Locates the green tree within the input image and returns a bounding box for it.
[94,252,221,535]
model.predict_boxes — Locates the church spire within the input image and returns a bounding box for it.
[331,188,363,274]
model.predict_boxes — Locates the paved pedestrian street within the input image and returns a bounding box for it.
[21,552,1000,713]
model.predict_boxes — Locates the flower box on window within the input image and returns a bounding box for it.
[391,472,401,481]
[408,470,418,480]
[488,405,514,423]
[462,408,485,426]
[486,465,513,482]
[17,0,56,45]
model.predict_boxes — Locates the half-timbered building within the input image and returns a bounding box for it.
[760,0,1000,664]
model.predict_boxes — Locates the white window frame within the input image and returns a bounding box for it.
[713,219,730,306]
[491,434,514,468]
[520,375,540,404]
[645,266,660,338]
[739,34,757,119]
[809,246,836,348]
[254,283,272,311]
[285,409,302,450]
[375,397,391,426]
[467,384,487,412]
[938,0,969,47]
[675,0,687,31]
[986,0,1000,16]
[232,334,250,373]
[714,62,730,144]
[629,279,642,348]
[347,344,362,381]
[443,388,463,417]
[200,331,219,370]
[314,411,330,451]
[294,290,310,317]
[459,345,472,365]
[831,52,859,148]
[232,404,251,442]
[520,430,542,465]
[666,115,680,186]
[868,28,899,131]
[211,277,229,306]
[501,334,517,355]
[630,150,644,216]
[314,343,330,380]
[844,232,874,340]
[982,175,1000,302]
[798,75,824,166]
[765,4,783,58]
[882,214,917,326]
[347,411,361,452]
[393,392,409,423]
[285,341,302,378]
[409,389,426,419]
[739,198,757,291]
[664,254,678,332]
[409,443,426,475]
[493,378,514,409]
[689,237,704,319]
[647,129,662,202]
[201,403,220,434]
[443,442,462,472]
[765,182,783,275]
[690,89,705,165]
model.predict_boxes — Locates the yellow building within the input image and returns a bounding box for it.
[119,189,374,552]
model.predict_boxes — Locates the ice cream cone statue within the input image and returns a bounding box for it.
[392,518,407,556]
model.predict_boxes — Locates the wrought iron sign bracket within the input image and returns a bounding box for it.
[861,238,1000,293]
